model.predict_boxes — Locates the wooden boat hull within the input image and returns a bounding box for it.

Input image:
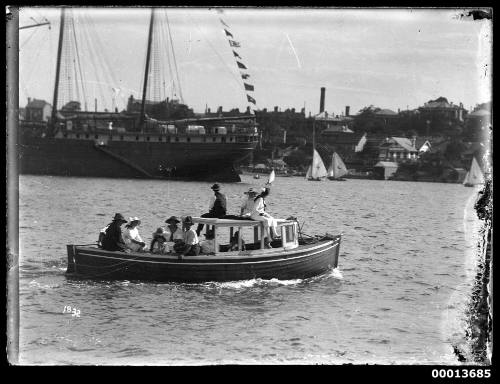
[66,236,341,283]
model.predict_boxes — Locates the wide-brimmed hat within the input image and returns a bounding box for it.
[244,187,258,195]
[129,216,141,225]
[113,213,127,222]
[183,215,194,225]
[165,216,181,224]
[153,227,168,240]
[211,183,221,191]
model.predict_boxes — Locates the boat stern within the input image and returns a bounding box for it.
[66,244,76,274]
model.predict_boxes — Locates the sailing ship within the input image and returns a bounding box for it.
[305,149,328,181]
[327,152,348,181]
[18,8,258,182]
[463,157,484,187]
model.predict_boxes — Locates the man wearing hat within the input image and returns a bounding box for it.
[164,216,184,251]
[196,183,227,236]
[101,213,128,252]
[179,216,200,258]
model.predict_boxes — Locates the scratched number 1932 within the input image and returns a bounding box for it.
[63,305,81,317]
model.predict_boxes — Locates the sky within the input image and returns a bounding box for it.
[17,7,492,116]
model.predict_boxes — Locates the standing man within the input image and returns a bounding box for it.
[196,183,227,236]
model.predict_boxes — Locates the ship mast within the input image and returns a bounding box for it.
[50,7,65,132]
[140,8,155,131]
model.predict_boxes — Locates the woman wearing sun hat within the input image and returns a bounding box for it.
[101,213,128,252]
[122,217,147,252]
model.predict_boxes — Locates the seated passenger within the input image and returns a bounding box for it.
[97,224,110,248]
[240,188,258,218]
[122,217,147,252]
[101,213,128,252]
[200,229,216,254]
[229,230,246,251]
[250,184,278,248]
[164,216,184,250]
[177,216,200,258]
[150,227,169,254]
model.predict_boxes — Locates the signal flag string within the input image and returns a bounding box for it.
[217,10,256,113]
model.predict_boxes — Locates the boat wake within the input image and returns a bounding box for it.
[203,277,304,290]
[194,268,343,290]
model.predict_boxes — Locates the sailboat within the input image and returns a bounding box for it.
[327,152,348,181]
[463,157,484,187]
[306,149,328,181]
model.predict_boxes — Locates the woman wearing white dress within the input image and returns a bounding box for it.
[122,217,147,252]
[250,184,278,248]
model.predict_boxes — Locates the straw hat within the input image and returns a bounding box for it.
[244,188,258,195]
[129,216,141,225]
[165,216,181,224]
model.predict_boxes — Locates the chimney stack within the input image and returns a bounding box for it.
[345,105,350,116]
[319,87,325,113]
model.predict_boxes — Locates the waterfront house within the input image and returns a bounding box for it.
[25,98,52,122]
[378,137,419,162]
[373,161,398,180]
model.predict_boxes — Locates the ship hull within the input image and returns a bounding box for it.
[18,136,256,182]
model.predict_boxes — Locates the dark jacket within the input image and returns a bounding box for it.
[101,221,127,251]
[209,191,227,217]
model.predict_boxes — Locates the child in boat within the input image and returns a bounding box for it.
[122,217,147,252]
[200,229,216,254]
[150,227,169,254]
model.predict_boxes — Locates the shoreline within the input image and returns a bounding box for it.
[460,180,492,364]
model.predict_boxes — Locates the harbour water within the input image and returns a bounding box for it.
[15,174,483,365]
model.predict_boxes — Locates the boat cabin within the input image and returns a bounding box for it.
[192,217,299,255]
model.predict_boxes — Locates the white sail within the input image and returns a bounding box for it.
[305,165,312,179]
[463,157,484,186]
[267,169,275,184]
[328,152,348,179]
[310,149,328,180]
